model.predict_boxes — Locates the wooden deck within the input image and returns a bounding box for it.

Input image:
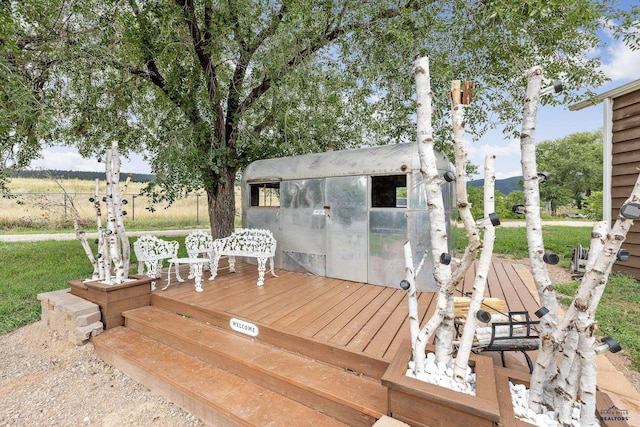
[92,257,542,426]
[151,257,540,375]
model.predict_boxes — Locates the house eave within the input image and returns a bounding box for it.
[570,79,640,111]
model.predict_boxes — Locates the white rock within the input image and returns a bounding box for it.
[513,404,528,418]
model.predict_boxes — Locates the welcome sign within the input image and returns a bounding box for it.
[230,318,259,337]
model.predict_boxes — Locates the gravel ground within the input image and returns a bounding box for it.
[0,320,206,427]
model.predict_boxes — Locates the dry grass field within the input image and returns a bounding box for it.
[1,177,242,231]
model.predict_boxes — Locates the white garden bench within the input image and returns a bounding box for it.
[211,228,278,286]
[133,235,179,289]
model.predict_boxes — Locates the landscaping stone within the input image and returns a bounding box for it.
[38,289,103,345]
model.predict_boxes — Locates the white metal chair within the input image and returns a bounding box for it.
[133,235,179,285]
[185,230,214,278]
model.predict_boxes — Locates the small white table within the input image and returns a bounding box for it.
[164,257,210,292]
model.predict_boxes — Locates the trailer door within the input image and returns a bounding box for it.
[325,176,368,283]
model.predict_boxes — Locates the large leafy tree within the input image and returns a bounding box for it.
[0,1,61,190]
[1,0,637,238]
[536,130,603,213]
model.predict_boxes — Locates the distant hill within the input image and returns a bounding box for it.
[468,176,523,194]
[15,169,156,183]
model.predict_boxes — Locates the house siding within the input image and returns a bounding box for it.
[611,89,640,278]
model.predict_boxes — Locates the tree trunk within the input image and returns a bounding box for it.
[207,167,238,240]
[403,241,420,354]
[414,56,454,366]
[454,155,496,382]
[521,66,560,411]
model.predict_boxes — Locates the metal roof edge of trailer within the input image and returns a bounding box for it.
[243,143,452,182]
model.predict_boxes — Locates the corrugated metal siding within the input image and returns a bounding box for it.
[611,89,640,278]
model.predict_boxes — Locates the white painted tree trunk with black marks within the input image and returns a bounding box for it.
[448,80,482,293]
[520,66,561,411]
[52,178,100,280]
[74,141,132,284]
[519,66,640,422]
[409,63,488,376]
[403,241,420,351]
[93,179,107,281]
[454,155,496,382]
[413,56,454,367]
[104,144,122,284]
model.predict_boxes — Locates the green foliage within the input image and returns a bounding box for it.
[581,191,604,220]
[536,131,604,213]
[466,185,485,219]
[556,273,640,371]
[466,186,526,221]
[2,1,637,235]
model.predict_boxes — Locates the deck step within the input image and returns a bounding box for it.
[121,306,387,427]
[93,326,349,427]
[93,305,387,426]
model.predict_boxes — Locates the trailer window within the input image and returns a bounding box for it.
[250,183,280,207]
[371,175,407,208]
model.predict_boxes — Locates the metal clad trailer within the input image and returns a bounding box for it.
[241,143,455,291]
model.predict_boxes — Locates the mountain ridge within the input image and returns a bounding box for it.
[468,176,523,194]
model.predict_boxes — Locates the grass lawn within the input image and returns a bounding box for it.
[2,225,639,371]
[0,236,187,335]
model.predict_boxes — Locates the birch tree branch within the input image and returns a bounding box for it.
[403,242,420,352]
[454,155,496,382]
[448,80,482,290]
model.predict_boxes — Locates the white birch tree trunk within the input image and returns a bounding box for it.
[414,56,454,366]
[551,212,637,419]
[403,242,420,350]
[94,179,106,281]
[454,155,496,382]
[104,146,118,284]
[449,80,482,292]
[554,222,608,423]
[576,302,598,426]
[520,66,560,411]
[554,328,580,423]
[117,174,132,280]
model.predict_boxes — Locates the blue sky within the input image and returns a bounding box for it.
[31,12,640,179]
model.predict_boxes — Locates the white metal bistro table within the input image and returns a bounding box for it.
[164,257,210,292]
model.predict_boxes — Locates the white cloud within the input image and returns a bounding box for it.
[468,137,521,163]
[30,149,103,172]
[467,138,524,180]
[29,148,151,173]
[600,38,640,82]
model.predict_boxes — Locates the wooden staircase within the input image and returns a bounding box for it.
[92,305,388,427]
